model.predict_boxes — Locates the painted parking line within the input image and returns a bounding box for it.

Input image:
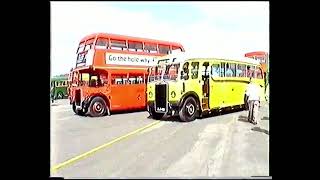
[51,120,161,173]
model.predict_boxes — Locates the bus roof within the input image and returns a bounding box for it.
[186,57,261,65]
[51,77,68,81]
[51,74,68,81]
[155,53,261,66]
[80,33,184,50]
[245,51,267,57]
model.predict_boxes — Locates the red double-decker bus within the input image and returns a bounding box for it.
[68,33,185,117]
[244,51,268,73]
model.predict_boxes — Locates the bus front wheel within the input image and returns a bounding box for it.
[88,97,108,117]
[179,97,198,122]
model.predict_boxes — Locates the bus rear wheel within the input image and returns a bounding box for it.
[179,97,198,122]
[88,97,108,117]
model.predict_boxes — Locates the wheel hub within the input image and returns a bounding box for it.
[93,102,102,113]
[186,104,195,115]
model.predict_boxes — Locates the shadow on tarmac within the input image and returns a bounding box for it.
[251,126,269,135]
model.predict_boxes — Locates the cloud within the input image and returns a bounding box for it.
[51,2,269,76]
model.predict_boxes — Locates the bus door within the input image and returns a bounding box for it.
[236,64,247,105]
[209,62,225,109]
[201,62,210,110]
[185,61,203,112]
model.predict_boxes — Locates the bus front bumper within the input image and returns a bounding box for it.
[147,101,180,116]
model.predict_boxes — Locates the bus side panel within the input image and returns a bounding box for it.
[110,85,126,111]
[238,78,249,105]
[230,78,248,106]
[223,78,234,107]
[185,77,202,105]
[127,84,147,109]
[110,84,146,111]
[209,77,225,109]
[168,82,181,102]
[93,49,106,66]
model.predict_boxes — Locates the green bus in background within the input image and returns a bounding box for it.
[51,74,69,100]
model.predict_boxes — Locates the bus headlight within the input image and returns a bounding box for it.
[149,92,153,98]
[171,91,176,98]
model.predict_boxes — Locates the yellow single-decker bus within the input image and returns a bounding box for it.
[147,55,266,122]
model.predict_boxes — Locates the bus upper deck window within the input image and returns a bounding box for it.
[85,43,93,51]
[84,38,94,51]
[95,38,108,49]
[159,45,170,54]
[110,39,127,50]
[144,43,157,53]
[77,42,85,53]
[128,41,143,52]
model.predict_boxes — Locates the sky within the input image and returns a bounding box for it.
[51,1,269,77]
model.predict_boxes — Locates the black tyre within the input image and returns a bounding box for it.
[179,97,198,122]
[72,103,86,116]
[57,91,64,99]
[88,97,108,117]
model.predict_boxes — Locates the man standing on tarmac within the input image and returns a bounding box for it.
[245,77,261,125]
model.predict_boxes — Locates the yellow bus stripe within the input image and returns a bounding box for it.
[51,120,161,173]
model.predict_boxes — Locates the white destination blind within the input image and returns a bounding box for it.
[106,53,158,66]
